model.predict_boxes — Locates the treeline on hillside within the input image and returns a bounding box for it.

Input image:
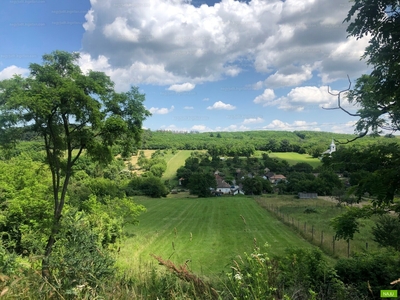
[142,129,398,156]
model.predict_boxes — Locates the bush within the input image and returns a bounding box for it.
[335,250,400,299]
[225,243,282,299]
[49,211,116,293]
[277,248,348,299]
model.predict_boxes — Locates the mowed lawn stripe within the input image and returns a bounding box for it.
[162,150,193,181]
[119,197,315,275]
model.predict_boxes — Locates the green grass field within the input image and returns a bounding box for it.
[255,195,380,257]
[118,195,317,277]
[162,150,193,183]
[268,152,321,168]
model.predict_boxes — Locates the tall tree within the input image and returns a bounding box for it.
[342,0,400,138]
[0,50,150,278]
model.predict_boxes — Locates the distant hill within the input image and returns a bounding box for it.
[141,129,397,153]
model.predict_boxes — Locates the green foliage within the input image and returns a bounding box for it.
[0,50,150,277]
[0,156,53,254]
[304,207,318,214]
[372,215,400,251]
[330,207,370,241]
[49,210,116,292]
[225,243,281,300]
[125,175,169,198]
[335,250,400,299]
[187,172,216,197]
[277,248,348,299]
[0,242,21,275]
[345,0,400,137]
[291,162,314,173]
[242,176,264,195]
[328,143,400,207]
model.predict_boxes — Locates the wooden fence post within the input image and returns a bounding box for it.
[321,231,324,246]
[347,240,350,258]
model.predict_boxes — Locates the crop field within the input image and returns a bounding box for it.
[118,195,317,277]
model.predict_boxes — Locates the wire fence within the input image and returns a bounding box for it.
[259,203,371,258]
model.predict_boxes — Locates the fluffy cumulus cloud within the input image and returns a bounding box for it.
[167,83,195,92]
[79,0,370,89]
[255,85,357,112]
[207,101,236,110]
[263,119,320,131]
[0,65,30,80]
[149,105,175,114]
[253,89,276,105]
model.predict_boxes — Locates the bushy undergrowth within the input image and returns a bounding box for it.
[0,244,398,299]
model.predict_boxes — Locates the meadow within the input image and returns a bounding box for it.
[162,150,193,183]
[267,152,321,168]
[117,195,317,277]
[255,195,381,257]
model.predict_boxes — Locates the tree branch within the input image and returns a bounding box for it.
[322,75,361,117]
[334,129,369,144]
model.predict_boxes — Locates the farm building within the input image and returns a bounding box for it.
[298,193,318,199]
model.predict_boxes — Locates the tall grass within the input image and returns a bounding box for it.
[255,195,380,258]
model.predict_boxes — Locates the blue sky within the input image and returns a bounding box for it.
[0,0,372,133]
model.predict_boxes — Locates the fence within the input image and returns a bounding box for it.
[259,202,371,258]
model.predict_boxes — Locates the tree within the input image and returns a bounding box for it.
[242,177,263,195]
[187,172,216,197]
[0,50,150,278]
[372,215,400,251]
[339,1,400,139]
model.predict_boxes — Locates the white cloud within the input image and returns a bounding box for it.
[331,121,357,134]
[191,124,213,132]
[149,105,174,114]
[167,82,195,92]
[253,89,276,105]
[0,65,29,80]
[202,97,209,101]
[103,17,140,42]
[256,85,356,112]
[79,0,368,88]
[243,117,264,124]
[263,119,320,131]
[83,9,95,31]
[207,101,236,110]
[264,64,313,88]
[215,124,250,131]
[224,67,241,77]
[184,106,194,109]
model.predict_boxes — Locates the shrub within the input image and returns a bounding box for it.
[225,243,283,299]
[335,250,400,299]
[49,211,116,293]
[277,248,348,299]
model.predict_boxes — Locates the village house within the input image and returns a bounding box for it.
[269,174,287,184]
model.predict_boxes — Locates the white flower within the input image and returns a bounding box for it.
[234,273,242,281]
